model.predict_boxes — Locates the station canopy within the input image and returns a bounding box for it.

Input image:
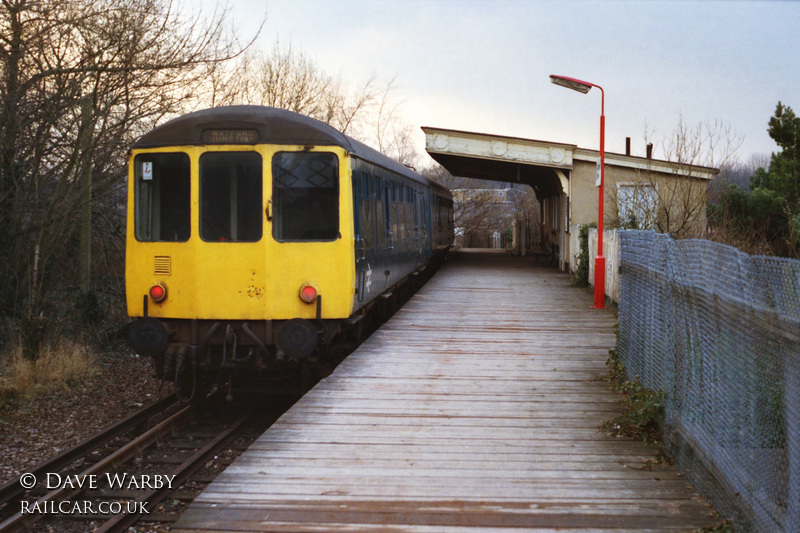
[422,127,575,197]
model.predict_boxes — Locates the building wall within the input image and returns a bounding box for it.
[607,168,708,239]
[562,158,710,272]
[587,228,621,302]
[570,159,600,230]
[543,159,596,270]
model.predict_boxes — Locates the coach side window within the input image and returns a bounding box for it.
[375,176,386,248]
[134,153,190,242]
[360,173,374,249]
[200,152,263,242]
[272,151,339,242]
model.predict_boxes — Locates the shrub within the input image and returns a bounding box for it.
[0,340,97,399]
[572,223,596,287]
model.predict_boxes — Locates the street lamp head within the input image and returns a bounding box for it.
[550,74,593,94]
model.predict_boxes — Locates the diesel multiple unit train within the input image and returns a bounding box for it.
[126,106,454,397]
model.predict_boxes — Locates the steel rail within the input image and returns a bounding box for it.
[0,400,191,533]
[96,414,251,532]
[0,393,177,509]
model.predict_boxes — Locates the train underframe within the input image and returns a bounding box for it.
[127,265,437,401]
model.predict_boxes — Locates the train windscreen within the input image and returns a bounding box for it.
[272,152,339,242]
[200,151,263,242]
[134,153,190,242]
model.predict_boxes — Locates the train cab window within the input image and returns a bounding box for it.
[134,153,190,242]
[200,152,263,242]
[272,151,339,242]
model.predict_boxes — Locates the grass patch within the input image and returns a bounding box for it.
[0,340,98,400]
[602,348,665,445]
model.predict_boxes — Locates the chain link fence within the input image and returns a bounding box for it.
[617,230,800,532]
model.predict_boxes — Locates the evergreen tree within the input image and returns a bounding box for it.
[711,102,800,257]
[752,103,800,203]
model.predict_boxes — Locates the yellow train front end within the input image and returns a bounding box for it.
[126,134,357,393]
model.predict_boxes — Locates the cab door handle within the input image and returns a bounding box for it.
[266,199,272,221]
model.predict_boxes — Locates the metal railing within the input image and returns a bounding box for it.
[617,230,800,532]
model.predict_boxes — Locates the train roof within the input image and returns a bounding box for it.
[133,106,450,196]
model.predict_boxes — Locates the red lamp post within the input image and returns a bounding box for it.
[550,74,607,309]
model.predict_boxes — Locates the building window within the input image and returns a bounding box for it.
[617,184,658,230]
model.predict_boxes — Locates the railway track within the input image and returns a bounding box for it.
[0,269,412,532]
[0,391,292,532]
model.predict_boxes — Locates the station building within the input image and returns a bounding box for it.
[423,126,719,272]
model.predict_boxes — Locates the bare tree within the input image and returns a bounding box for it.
[0,0,256,354]
[203,43,423,166]
[207,42,382,139]
[511,186,539,222]
[608,116,742,238]
[382,119,421,168]
[422,164,526,247]
[608,168,709,238]
[371,78,422,167]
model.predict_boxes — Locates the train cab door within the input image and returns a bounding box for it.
[269,149,349,320]
[194,150,266,319]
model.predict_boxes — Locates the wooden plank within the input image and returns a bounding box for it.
[188,483,705,501]
[227,458,678,472]
[232,451,663,464]
[221,465,687,481]
[173,252,718,532]
[176,500,719,531]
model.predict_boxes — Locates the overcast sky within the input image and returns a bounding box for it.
[216,0,799,165]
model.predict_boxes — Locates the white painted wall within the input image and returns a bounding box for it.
[587,228,620,303]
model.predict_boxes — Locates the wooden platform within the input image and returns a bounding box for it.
[174,251,717,532]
